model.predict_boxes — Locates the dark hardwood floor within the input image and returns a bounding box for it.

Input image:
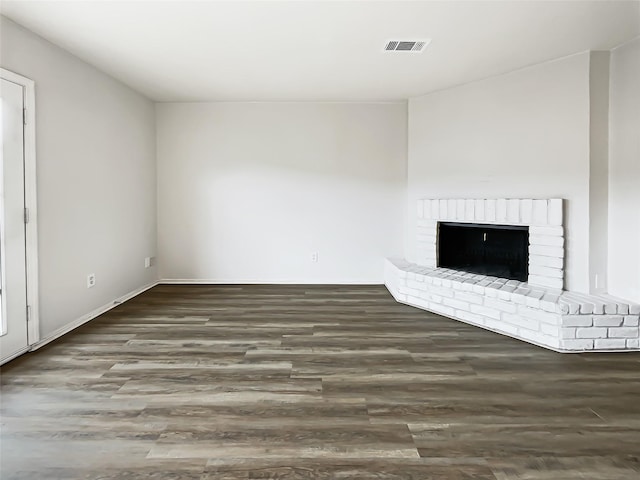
[1,285,640,479]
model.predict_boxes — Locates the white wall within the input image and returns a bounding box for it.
[588,51,610,294]
[407,53,591,293]
[609,37,640,303]
[157,102,406,283]
[0,17,157,337]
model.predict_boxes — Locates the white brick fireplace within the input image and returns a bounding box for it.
[384,198,640,352]
[416,198,564,289]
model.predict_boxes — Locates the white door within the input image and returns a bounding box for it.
[0,78,29,362]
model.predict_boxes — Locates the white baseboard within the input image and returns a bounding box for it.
[29,281,159,351]
[160,278,383,285]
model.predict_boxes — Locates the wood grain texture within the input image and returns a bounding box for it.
[1,284,640,479]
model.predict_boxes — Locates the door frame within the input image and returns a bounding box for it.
[1,67,40,347]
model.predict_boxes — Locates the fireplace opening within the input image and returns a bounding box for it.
[438,222,529,282]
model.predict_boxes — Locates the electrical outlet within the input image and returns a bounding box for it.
[311,252,319,263]
[87,273,96,288]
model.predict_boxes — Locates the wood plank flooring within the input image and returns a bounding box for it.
[1,284,640,479]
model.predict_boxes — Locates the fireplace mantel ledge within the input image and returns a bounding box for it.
[384,258,640,353]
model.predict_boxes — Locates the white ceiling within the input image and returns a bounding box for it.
[2,1,639,102]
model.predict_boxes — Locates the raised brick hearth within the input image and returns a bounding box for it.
[385,198,640,352]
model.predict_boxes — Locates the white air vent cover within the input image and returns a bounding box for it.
[384,40,431,52]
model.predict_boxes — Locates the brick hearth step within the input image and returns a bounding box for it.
[384,258,640,352]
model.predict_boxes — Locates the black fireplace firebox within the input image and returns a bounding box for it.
[438,222,529,282]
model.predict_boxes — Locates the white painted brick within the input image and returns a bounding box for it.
[399,286,423,298]
[529,245,564,258]
[527,288,547,299]
[407,295,430,311]
[484,297,518,313]
[439,199,448,219]
[529,225,563,236]
[562,339,594,350]
[428,303,455,317]
[430,286,455,298]
[607,327,638,339]
[630,303,640,315]
[448,199,457,220]
[417,200,424,219]
[529,265,564,279]
[512,294,528,306]
[590,302,605,315]
[528,275,563,290]
[508,199,521,223]
[455,310,486,325]
[456,199,465,220]
[486,199,496,222]
[497,289,515,301]
[416,234,436,245]
[521,199,533,224]
[431,200,439,219]
[423,258,437,268]
[561,315,593,327]
[532,199,548,225]
[429,293,443,303]
[418,222,437,233]
[578,302,595,315]
[423,200,431,219]
[475,199,485,222]
[465,199,475,221]
[518,305,560,324]
[576,327,607,339]
[496,199,507,223]
[502,313,538,330]
[609,302,628,315]
[461,282,475,292]
[595,339,627,349]
[454,291,484,305]
[470,304,502,320]
[385,258,640,353]
[442,298,470,311]
[603,303,618,315]
[485,318,519,335]
[524,296,541,309]
[541,323,559,336]
[529,235,564,247]
[423,235,437,246]
[485,288,499,298]
[540,295,560,313]
[548,199,563,226]
[593,316,623,327]
[406,280,427,292]
[525,331,559,349]
[529,254,564,269]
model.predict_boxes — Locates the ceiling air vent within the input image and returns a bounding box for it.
[384,40,430,53]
